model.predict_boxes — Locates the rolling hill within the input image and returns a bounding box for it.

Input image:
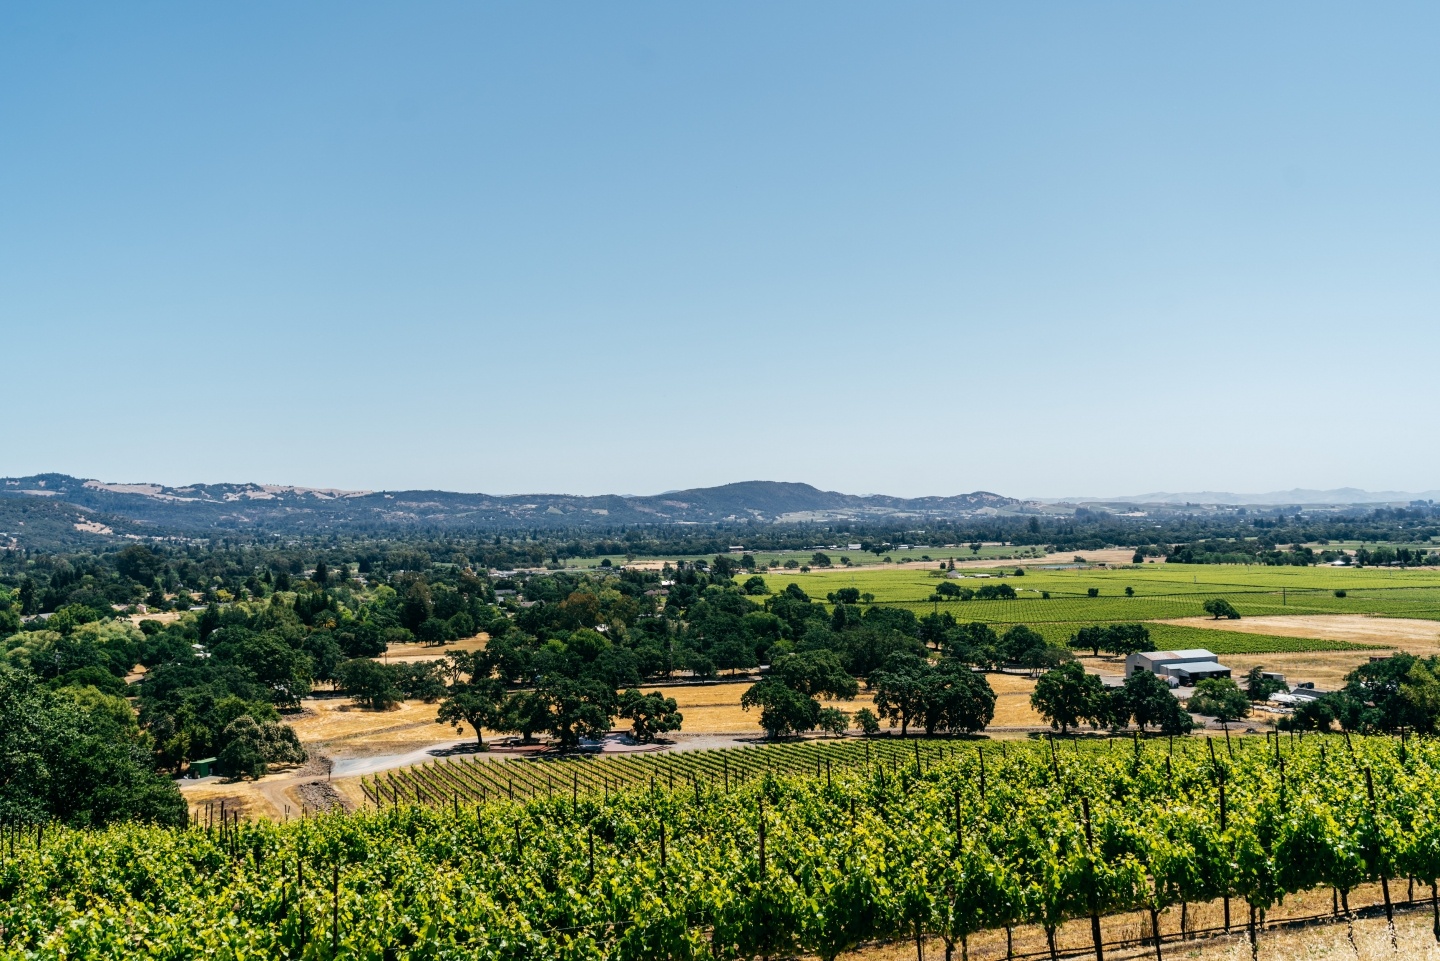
[0,474,1022,545]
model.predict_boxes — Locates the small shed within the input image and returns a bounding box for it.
[190,757,219,778]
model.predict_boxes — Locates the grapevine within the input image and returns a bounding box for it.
[2,733,1437,960]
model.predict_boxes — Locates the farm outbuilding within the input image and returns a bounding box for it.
[1125,648,1232,683]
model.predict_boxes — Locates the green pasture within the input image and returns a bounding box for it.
[741,563,1440,626]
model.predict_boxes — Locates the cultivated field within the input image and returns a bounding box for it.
[754,563,1440,627]
[116,735,1440,961]
[747,563,1440,690]
[1162,613,1440,648]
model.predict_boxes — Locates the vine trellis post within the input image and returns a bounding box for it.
[1080,798,1104,961]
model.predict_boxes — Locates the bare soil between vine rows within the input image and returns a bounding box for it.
[855,883,1440,961]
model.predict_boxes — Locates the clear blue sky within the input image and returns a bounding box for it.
[4,3,1438,498]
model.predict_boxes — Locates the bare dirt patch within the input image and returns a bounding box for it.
[853,890,1440,961]
[73,520,114,535]
[621,559,672,571]
[292,779,352,814]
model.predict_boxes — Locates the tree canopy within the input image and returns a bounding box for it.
[1202,598,1241,619]
[1186,677,1251,727]
[1030,661,1111,734]
[0,665,186,826]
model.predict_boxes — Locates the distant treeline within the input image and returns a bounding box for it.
[3,503,1440,606]
[1167,539,1439,566]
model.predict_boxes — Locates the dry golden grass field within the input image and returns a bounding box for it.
[376,632,489,663]
[637,672,1047,735]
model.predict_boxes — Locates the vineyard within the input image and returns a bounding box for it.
[1143,624,1382,656]
[775,565,1440,626]
[359,738,964,806]
[877,586,1440,625]
[7,733,1440,960]
[1025,623,1380,655]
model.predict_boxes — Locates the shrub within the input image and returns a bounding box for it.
[817,707,850,738]
[854,707,881,736]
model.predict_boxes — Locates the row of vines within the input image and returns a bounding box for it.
[4,732,1440,960]
[876,585,1440,623]
[362,738,964,806]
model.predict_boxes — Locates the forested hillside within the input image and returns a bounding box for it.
[0,475,1020,540]
[4,473,1439,560]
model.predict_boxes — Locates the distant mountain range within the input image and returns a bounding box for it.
[1049,488,1440,506]
[0,474,1023,545]
[4,473,1429,549]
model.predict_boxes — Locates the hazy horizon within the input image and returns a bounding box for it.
[5,3,1438,496]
